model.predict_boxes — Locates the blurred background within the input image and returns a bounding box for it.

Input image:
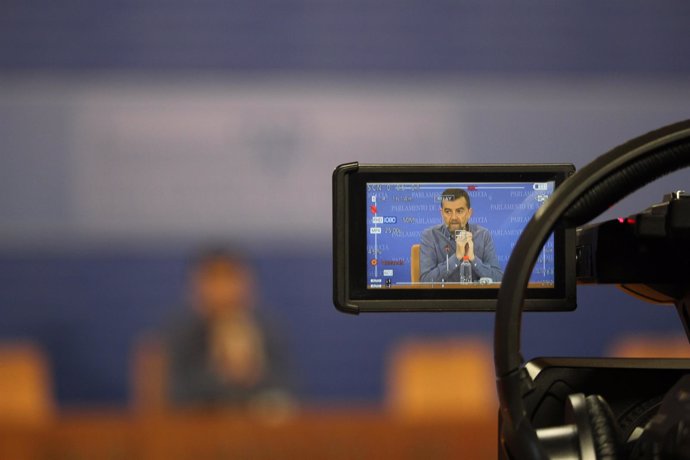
[1,1,690,458]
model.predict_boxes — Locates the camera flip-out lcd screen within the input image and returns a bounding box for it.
[333,163,576,313]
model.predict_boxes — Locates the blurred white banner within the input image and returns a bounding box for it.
[68,82,462,244]
[1,77,689,248]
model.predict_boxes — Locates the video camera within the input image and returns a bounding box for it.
[332,119,690,459]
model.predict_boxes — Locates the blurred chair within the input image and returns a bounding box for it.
[410,244,421,283]
[131,334,168,413]
[0,342,54,426]
[607,334,690,358]
[387,338,496,420]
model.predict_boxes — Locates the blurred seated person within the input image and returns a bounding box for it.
[165,248,294,411]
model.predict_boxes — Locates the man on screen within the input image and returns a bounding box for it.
[419,188,503,283]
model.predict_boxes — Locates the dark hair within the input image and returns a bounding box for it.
[439,188,471,208]
[192,245,249,270]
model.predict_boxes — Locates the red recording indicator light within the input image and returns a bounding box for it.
[618,217,625,223]
[626,218,636,224]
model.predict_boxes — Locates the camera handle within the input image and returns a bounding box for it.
[495,119,690,459]
[676,292,690,344]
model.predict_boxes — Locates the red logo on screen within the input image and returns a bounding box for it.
[370,205,377,214]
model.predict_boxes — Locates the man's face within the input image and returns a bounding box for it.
[441,196,472,233]
[192,259,255,318]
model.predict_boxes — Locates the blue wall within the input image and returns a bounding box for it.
[0,250,684,405]
[2,1,690,73]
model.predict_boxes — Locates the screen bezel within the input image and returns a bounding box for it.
[333,163,576,313]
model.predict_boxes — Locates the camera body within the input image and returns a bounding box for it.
[332,119,690,460]
[504,358,690,459]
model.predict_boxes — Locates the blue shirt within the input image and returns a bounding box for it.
[420,223,503,283]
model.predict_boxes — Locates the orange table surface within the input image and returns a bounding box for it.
[0,408,497,460]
